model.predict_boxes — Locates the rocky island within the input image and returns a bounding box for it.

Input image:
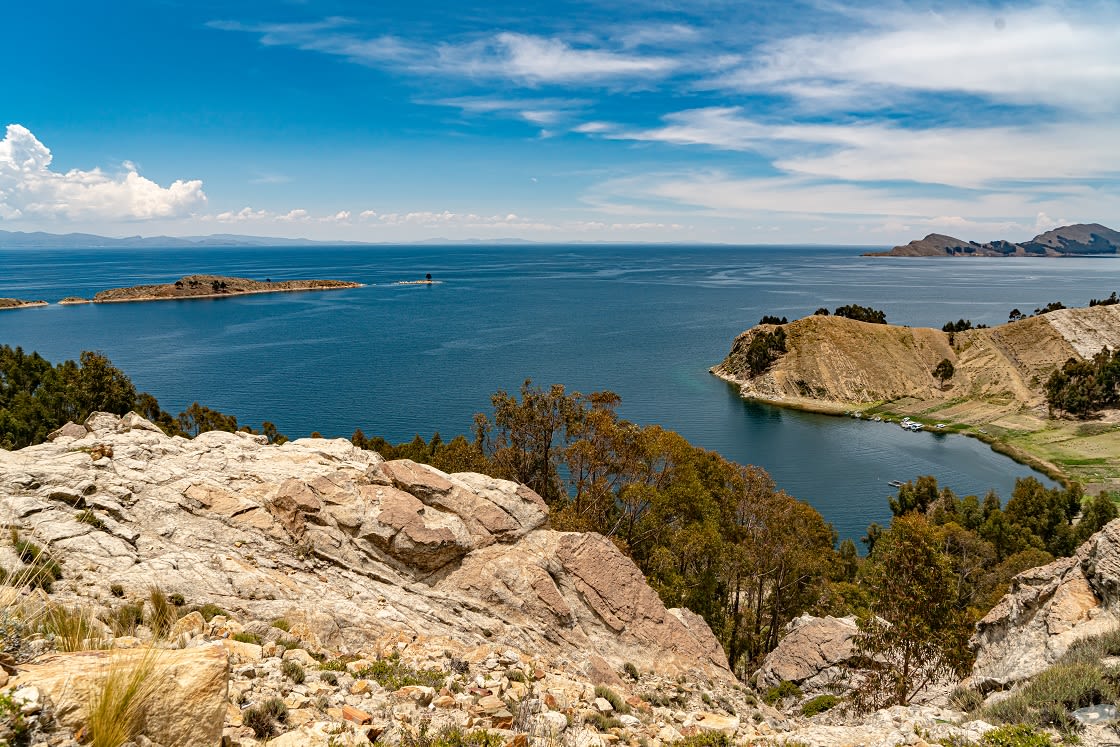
[76,274,362,304]
[867,222,1120,257]
[0,297,48,310]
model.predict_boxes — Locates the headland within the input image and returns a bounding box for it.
[78,274,362,304]
[0,297,48,310]
[867,222,1120,257]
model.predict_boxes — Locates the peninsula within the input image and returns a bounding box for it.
[76,274,361,304]
[713,305,1120,494]
[0,297,48,310]
[867,222,1120,257]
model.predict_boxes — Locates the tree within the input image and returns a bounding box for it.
[1009,308,1024,322]
[932,358,955,389]
[833,304,887,324]
[851,514,972,710]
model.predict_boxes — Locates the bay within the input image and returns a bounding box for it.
[2,243,1112,542]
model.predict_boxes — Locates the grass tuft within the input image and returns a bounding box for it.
[87,647,162,747]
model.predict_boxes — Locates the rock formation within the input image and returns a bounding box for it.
[970,519,1120,691]
[756,615,860,696]
[0,411,728,681]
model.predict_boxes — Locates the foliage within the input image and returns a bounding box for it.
[353,653,445,690]
[146,586,178,638]
[39,604,104,651]
[982,661,1113,736]
[195,603,228,622]
[851,514,973,710]
[0,690,31,747]
[948,685,984,713]
[813,307,830,316]
[1045,348,1120,417]
[86,647,162,747]
[980,725,1055,747]
[233,631,262,645]
[1034,301,1066,316]
[743,327,788,377]
[762,680,803,705]
[594,685,630,714]
[399,723,504,747]
[1089,291,1119,307]
[243,697,288,739]
[799,694,838,716]
[759,315,788,325]
[623,662,640,681]
[8,529,62,593]
[0,345,287,450]
[282,659,306,684]
[933,358,955,388]
[942,319,986,332]
[672,734,731,747]
[109,583,124,598]
[271,618,290,632]
[833,304,887,324]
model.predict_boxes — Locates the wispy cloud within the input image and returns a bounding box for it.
[713,5,1120,112]
[0,124,205,221]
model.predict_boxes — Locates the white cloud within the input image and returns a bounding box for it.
[715,5,1120,112]
[0,124,205,221]
[586,108,1120,189]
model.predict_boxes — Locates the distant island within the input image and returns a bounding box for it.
[867,222,1120,257]
[74,274,362,304]
[0,297,47,310]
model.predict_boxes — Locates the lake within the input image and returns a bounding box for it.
[3,243,1112,541]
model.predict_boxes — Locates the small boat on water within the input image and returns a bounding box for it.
[888,480,904,488]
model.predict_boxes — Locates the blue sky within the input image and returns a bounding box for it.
[2,0,1118,244]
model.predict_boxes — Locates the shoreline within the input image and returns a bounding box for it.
[711,368,1073,488]
[0,299,49,311]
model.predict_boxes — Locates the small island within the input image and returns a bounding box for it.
[87,274,362,303]
[867,222,1120,257]
[0,297,48,310]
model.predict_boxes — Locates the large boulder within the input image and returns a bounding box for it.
[10,645,228,745]
[971,519,1120,690]
[756,614,860,694]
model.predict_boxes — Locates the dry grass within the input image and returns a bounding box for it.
[39,603,106,652]
[86,646,163,747]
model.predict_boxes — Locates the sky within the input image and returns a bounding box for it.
[1,0,1118,245]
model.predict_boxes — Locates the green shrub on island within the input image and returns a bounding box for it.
[800,694,839,716]
[1045,347,1120,418]
[833,304,887,324]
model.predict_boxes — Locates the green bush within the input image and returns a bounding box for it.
[1022,662,1111,711]
[106,603,144,637]
[800,694,838,716]
[585,712,623,732]
[242,697,288,739]
[594,685,630,714]
[232,631,262,645]
[399,723,504,747]
[354,654,445,690]
[76,509,106,530]
[320,670,339,686]
[980,724,1055,746]
[949,685,985,713]
[282,660,306,684]
[109,583,124,598]
[623,662,640,681]
[673,733,731,747]
[194,603,227,622]
[271,618,290,632]
[763,680,803,705]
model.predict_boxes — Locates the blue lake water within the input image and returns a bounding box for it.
[2,243,1113,542]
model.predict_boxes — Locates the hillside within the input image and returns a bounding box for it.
[713,305,1120,492]
[867,223,1120,257]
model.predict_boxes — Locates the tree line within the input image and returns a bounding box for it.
[0,345,286,450]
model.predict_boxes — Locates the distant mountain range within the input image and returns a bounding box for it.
[0,230,543,249]
[867,223,1120,257]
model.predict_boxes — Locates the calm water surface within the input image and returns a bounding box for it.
[3,244,1111,541]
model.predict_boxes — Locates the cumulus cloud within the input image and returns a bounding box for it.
[0,124,206,221]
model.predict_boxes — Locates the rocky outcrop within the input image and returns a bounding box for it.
[970,519,1120,690]
[90,275,361,303]
[0,412,731,681]
[756,615,860,695]
[0,298,48,310]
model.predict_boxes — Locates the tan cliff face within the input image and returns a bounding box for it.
[0,412,730,682]
[712,305,1120,413]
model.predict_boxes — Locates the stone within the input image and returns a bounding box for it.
[170,611,206,639]
[971,520,1120,689]
[1073,704,1118,724]
[282,647,319,668]
[593,697,614,713]
[10,645,227,745]
[48,422,88,441]
[477,694,506,713]
[690,712,739,736]
[756,614,861,694]
[266,721,369,746]
[342,704,373,725]
[539,711,569,736]
[220,638,264,663]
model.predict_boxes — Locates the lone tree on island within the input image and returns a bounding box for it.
[932,358,954,389]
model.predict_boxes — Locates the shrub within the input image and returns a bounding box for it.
[0,690,30,745]
[1021,662,1111,711]
[195,603,227,622]
[319,658,349,672]
[675,735,731,747]
[146,586,177,638]
[354,653,444,690]
[243,703,277,739]
[399,723,504,747]
[980,724,1055,746]
[76,509,106,530]
[168,592,185,606]
[232,631,262,645]
[271,618,290,632]
[593,685,630,714]
[109,584,124,598]
[106,603,144,637]
[585,712,623,732]
[282,660,306,684]
[320,670,339,686]
[763,680,802,705]
[623,662,640,681]
[505,668,526,683]
[40,604,104,652]
[949,685,984,713]
[800,694,838,716]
